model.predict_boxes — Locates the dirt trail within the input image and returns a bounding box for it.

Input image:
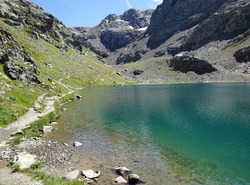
[0,93,56,144]
[0,167,42,185]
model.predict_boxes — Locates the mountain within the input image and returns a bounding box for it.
[1,0,250,126]
[0,0,128,126]
[70,9,153,57]
[74,0,250,83]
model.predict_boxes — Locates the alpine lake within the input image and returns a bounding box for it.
[44,83,250,185]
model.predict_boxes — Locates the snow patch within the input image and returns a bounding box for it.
[137,27,148,31]
[128,25,134,29]
[115,19,125,22]
[174,51,188,57]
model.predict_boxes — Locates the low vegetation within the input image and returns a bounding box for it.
[0,18,133,128]
[22,101,61,138]
[27,170,84,185]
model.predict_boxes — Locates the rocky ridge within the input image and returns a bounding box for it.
[70,9,153,57]
[74,0,250,83]
[0,0,82,52]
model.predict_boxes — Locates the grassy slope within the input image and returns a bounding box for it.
[113,57,190,83]
[0,20,132,127]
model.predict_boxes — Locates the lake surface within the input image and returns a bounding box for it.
[45,83,250,185]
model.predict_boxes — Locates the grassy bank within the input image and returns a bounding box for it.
[0,19,133,128]
[27,170,84,185]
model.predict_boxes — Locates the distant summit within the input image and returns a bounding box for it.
[70,9,153,57]
[72,0,250,83]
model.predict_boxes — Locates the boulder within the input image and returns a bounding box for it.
[50,122,57,125]
[42,126,52,134]
[169,56,217,75]
[115,166,131,175]
[13,153,37,170]
[133,70,144,76]
[128,174,140,184]
[81,170,101,179]
[234,46,250,63]
[84,178,94,184]
[115,176,127,183]
[73,141,82,147]
[116,50,147,64]
[64,170,80,180]
[76,95,82,99]
[10,130,24,136]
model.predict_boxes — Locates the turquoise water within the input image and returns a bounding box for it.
[46,83,250,184]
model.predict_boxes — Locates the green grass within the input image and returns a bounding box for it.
[0,18,133,128]
[22,101,61,138]
[27,170,84,185]
[12,164,20,173]
[61,94,76,103]
[0,81,44,127]
[30,162,43,170]
[11,136,21,147]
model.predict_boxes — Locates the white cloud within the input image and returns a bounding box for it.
[125,0,132,8]
[153,0,163,3]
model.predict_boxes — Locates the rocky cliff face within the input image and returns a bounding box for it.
[147,0,250,53]
[0,0,82,52]
[0,0,87,86]
[71,9,153,57]
[86,0,249,83]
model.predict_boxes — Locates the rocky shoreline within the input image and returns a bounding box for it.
[0,92,143,185]
[0,125,142,185]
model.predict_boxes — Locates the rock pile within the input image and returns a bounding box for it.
[114,166,140,184]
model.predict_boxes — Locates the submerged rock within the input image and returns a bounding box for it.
[73,141,82,147]
[42,126,52,134]
[84,178,94,184]
[128,174,140,184]
[115,176,127,183]
[115,166,131,175]
[50,122,57,125]
[64,170,80,180]
[76,95,82,99]
[81,170,101,179]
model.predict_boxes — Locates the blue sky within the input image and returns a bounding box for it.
[28,0,163,28]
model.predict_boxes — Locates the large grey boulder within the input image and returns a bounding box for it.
[234,46,250,63]
[13,153,37,170]
[169,56,217,75]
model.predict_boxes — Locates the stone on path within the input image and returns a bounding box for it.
[10,130,24,136]
[64,170,80,180]
[81,170,100,179]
